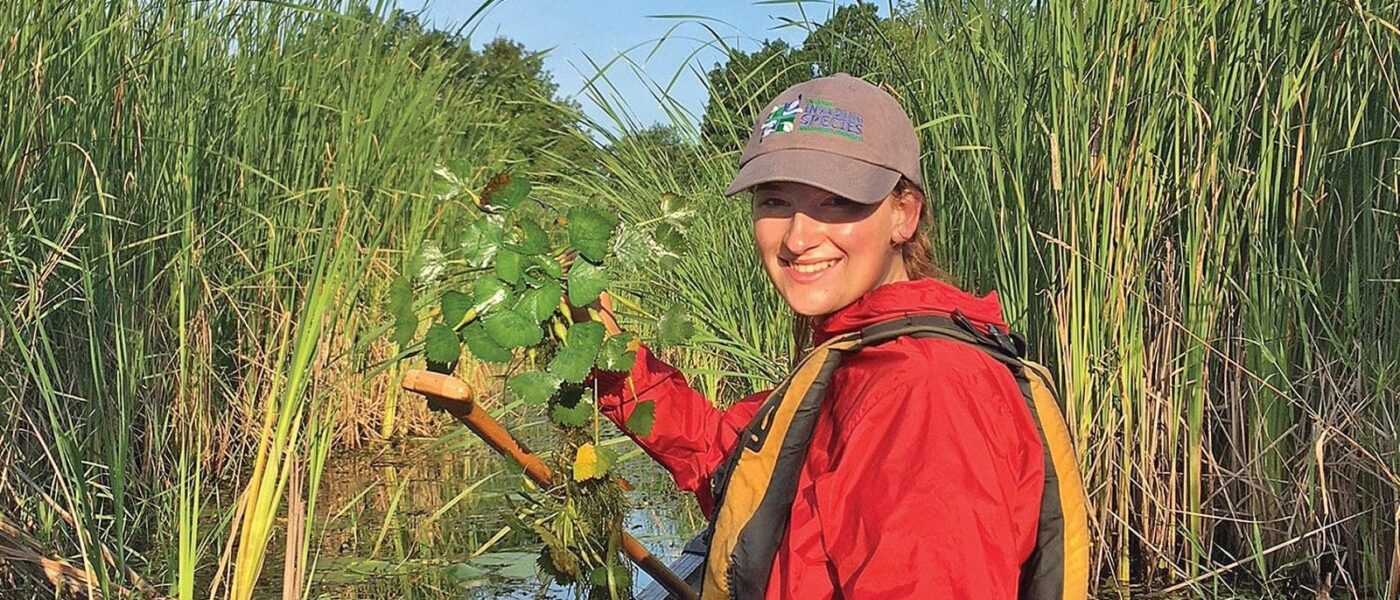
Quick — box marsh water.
[253,413,704,599]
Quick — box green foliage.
[532,253,564,279]
[463,323,513,363]
[656,302,696,347]
[473,277,510,312]
[567,207,619,263]
[625,401,656,438]
[482,309,544,349]
[566,258,610,307]
[510,218,551,255]
[461,218,504,268]
[0,1,622,597]
[440,290,472,327]
[483,173,532,211]
[548,322,607,383]
[550,393,593,428]
[423,324,462,367]
[408,240,448,283]
[392,170,658,598]
[653,222,689,270]
[587,564,631,589]
[517,281,563,323]
[507,371,562,406]
[495,248,524,284]
[597,333,639,372]
[388,276,418,346]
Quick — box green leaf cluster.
[398,171,655,415]
[395,170,663,598]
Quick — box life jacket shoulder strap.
[852,310,1027,365]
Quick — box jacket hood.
[812,278,1008,344]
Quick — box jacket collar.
[812,278,1008,345]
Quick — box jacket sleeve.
[592,344,767,517]
[810,339,1045,599]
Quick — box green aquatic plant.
[393,167,693,598]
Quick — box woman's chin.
[781,289,843,318]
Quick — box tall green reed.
[1,0,558,595]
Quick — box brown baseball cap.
[723,73,922,204]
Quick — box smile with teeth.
[788,258,841,274]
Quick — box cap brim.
[723,148,902,204]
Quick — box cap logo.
[797,98,863,141]
[760,95,804,141]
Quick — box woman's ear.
[889,186,923,244]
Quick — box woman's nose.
[782,211,824,254]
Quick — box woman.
[588,75,1069,599]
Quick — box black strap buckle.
[952,310,1024,359]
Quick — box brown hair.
[892,178,953,283]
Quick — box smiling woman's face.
[751,181,920,317]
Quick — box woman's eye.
[824,197,860,209]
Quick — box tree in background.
[698,38,811,148]
[698,2,907,148]
[380,9,594,176]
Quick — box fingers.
[565,291,622,336]
[594,292,622,336]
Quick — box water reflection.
[259,415,703,599]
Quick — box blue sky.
[398,0,868,131]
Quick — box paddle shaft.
[402,370,699,600]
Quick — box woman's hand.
[562,250,622,335]
[569,291,622,336]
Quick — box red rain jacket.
[594,279,1045,599]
